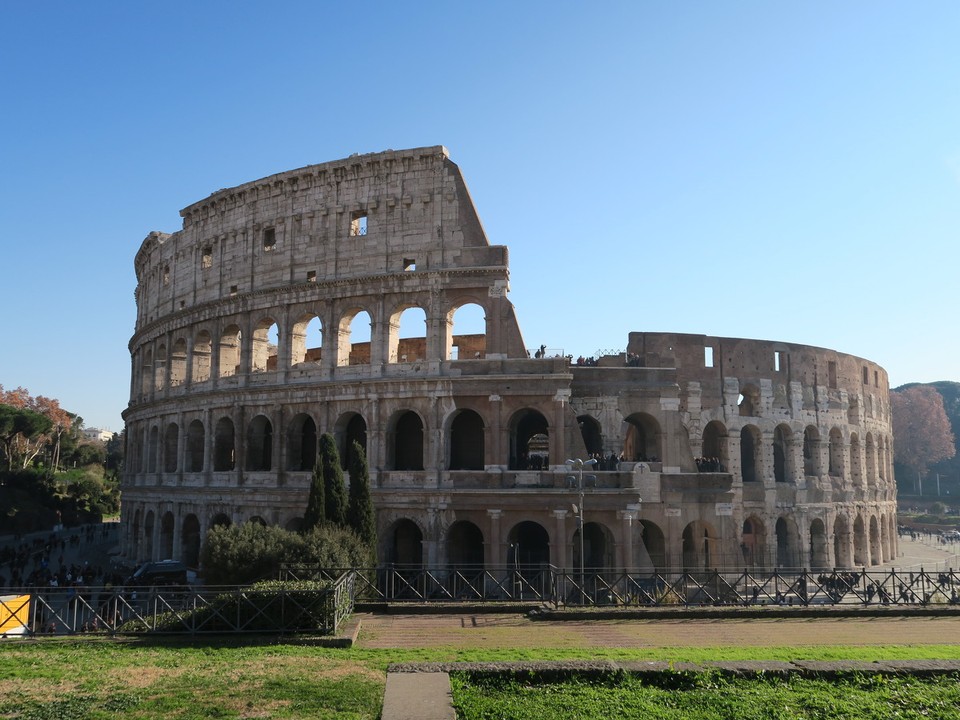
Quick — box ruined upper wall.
[133,146,507,326]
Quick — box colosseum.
[121,145,897,579]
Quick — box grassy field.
[3,640,960,719]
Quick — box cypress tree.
[303,455,325,531]
[319,433,347,527]
[347,440,377,548]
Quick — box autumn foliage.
[0,385,74,471]
[891,385,956,476]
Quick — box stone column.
[486,509,503,567]
[552,509,569,570]
[489,395,502,468]
[618,510,636,570]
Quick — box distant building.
[121,146,897,573]
[82,428,113,443]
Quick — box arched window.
[163,423,179,473]
[291,314,323,365]
[449,410,485,470]
[449,302,486,360]
[391,411,424,471]
[391,306,427,363]
[218,325,242,378]
[192,331,212,383]
[213,417,235,471]
[577,415,603,456]
[338,310,371,366]
[154,344,167,391]
[623,413,661,462]
[186,420,205,473]
[509,409,549,470]
[803,426,821,476]
[740,426,760,483]
[286,414,317,471]
[252,318,279,372]
[170,338,187,387]
[246,415,273,471]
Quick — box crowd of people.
[0,524,122,593]
[695,457,725,472]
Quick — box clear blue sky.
[1,1,958,432]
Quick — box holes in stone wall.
[201,246,213,270]
[349,212,367,236]
[263,227,276,251]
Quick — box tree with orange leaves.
[891,385,956,477]
[0,385,73,471]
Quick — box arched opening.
[186,420,205,473]
[291,314,323,365]
[245,415,273,471]
[285,517,304,533]
[773,424,791,483]
[143,510,155,560]
[828,427,844,477]
[210,513,231,529]
[338,310,372,366]
[251,318,279,372]
[509,409,549,470]
[623,413,660,462]
[449,409,485,470]
[154,344,167,391]
[391,411,424,471]
[833,515,852,568]
[388,519,423,566]
[192,331,212,383]
[392,306,427,363]
[163,423,179,473]
[213,417,235,471]
[574,521,614,571]
[809,519,828,570]
[740,426,760,483]
[738,385,759,417]
[775,516,800,568]
[131,509,142,561]
[803,426,821,476]
[147,426,159,473]
[218,325,242,378]
[446,521,484,568]
[577,415,603,457]
[337,413,367,471]
[450,302,486,360]
[701,421,727,471]
[170,338,187,387]
[869,515,882,566]
[507,521,550,568]
[286,414,317,471]
[248,516,267,526]
[853,515,867,566]
[182,514,201,567]
[682,520,717,572]
[140,348,153,396]
[638,521,666,573]
[741,516,766,568]
[160,510,174,560]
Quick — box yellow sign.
[0,595,30,636]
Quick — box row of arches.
[134,301,488,396]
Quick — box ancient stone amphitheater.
[121,146,897,574]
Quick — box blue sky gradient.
[1,1,957,431]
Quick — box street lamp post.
[566,457,598,588]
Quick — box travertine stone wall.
[121,147,897,576]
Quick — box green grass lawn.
[2,640,960,719]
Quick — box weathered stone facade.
[121,146,897,573]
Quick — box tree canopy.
[891,385,956,477]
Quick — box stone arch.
[849,432,862,485]
[210,512,231,529]
[154,344,167,391]
[218,324,242,378]
[245,414,273,471]
[248,515,267,526]
[335,412,367,471]
[773,424,793,483]
[623,412,660,462]
[828,427,844,477]
[337,308,372,367]
[251,317,279,372]
[170,338,187,387]
[853,514,868,566]
[391,305,427,363]
[141,347,153,395]
[291,313,323,365]
[833,514,852,568]
[446,520,484,567]
[186,420,204,473]
[701,421,728,470]
[181,514,201,567]
[389,410,424,471]
[449,302,486,360]
[741,515,767,568]
[213,417,235,471]
[574,521,615,572]
[508,408,549,470]
[385,518,423,566]
[682,520,719,571]
[507,520,550,568]
[160,510,176,560]
[740,425,761,483]
[147,426,159,473]
[285,517,304,533]
[449,409,485,470]
[775,516,800,568]
[809,518,828,570]
[163,422,179,473]
[143,510,155,560]
[577,415,603,456]
[192,330,212,383]
[638,520,666,573]
[803,425,821,476]
[869,515,882,566]
[286,413,317,471]
[738,384,760,417]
